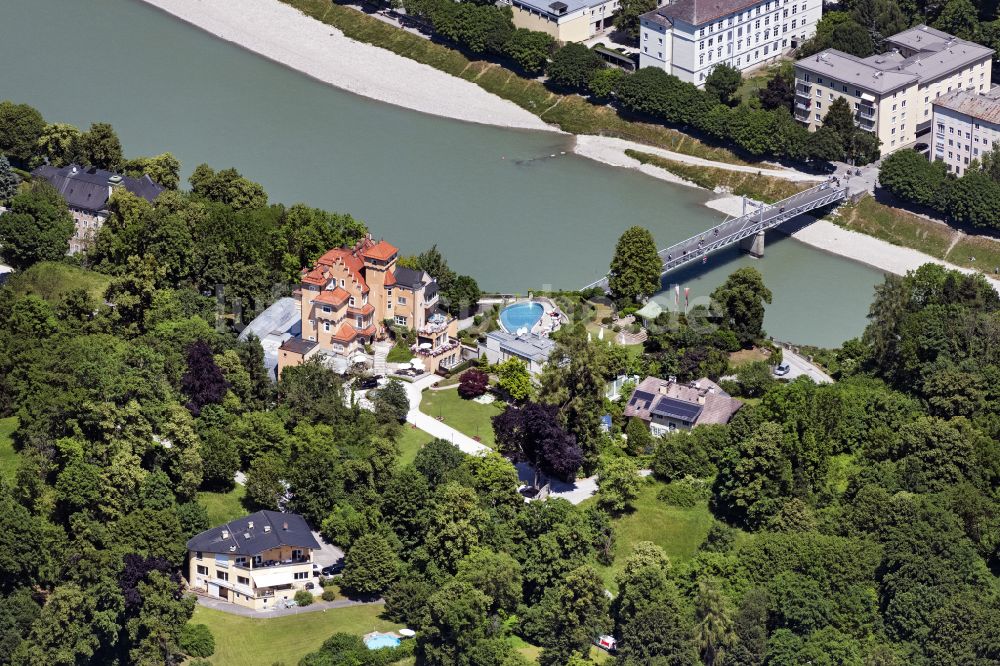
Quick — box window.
[699,54,704,65]
[394,315,408,326]
[398,296,407,305]
[235,556,248,567]
[293,572,309,580]
[699,41,704,50]
[196,552,203,560]
[340,279,345,287]
[950,127,954,134]
[237,576,250,585]
[829,93,833,100]
[817,77,823,84]
[216,571,229,582]
[816,101,822,109]
[323,321,330,332]
[348,296,355,307]
[197,565,208,575]
[321,305,331,313]
[815,113,821,121]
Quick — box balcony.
[414,338,460,358]
[857,108,875,120]
[232,556,311,572]
[795,83,812,95]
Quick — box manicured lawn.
[419,387,503,448]
[10,261,112,303]
[728,347,772,368]
[0,417,19,482]
[584,479,717,591]
[396,424,434,468]
[386,340,414,363]
[198,485,248,526]
[192,603,401,666]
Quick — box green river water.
[1,0,886,346]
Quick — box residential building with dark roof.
[624,375,742,435]
[639,0,821,86]
[793,25,993,155]
[31,164,165,254]
[278,234,458,377]
[187,510,321,610]
[502,0,620,43]
[932,86,1000,174]
[482,330,556,375]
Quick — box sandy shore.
[138,0,555,132]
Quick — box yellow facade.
[188,546,316,611]
[509,6,591,42]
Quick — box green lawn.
[386,340,414,363]
[0,417,19,482]
[192,603,401,666]
[198,485,248,526]
[10,261,112,303]
[396,425,434,468]
[419,387,503,449]
[584,479,717,591]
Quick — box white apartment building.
[931,87,1000,175]
[793,25,994,156]
[638,0,821,86]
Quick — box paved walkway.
[777,347,834,384]
[196,593,381,617]
[403,376,491,456]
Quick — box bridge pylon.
[739,230,765,258]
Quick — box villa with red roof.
[277,234,459,376]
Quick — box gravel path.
[138,0,555,131]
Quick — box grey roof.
[393,266,427,289]
[933,87,1000,125]
[624,376,742,426]
[424,280,439,300]
[486,330,556,364]
[239,297,301,342]
[187,510,320,556]
[31,164,165,213]
[644,0,760,28]
[511,0,601,18]
[795,25,994,95]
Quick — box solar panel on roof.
[650,397,703,422]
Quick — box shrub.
[657,476,710,508]
[294,589,314,606]
[321,587,337,602]
[458,368,489,399]
[180,623,215,658]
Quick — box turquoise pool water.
[500,301,544,332]
[365,634,401,650]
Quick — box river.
[1,0,884,346]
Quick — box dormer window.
[349,297,356,307]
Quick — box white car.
[774,362,791,376]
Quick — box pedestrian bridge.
[584,179,849,292]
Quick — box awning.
[635,301,663,320]
[860,93,876,103]
[252,569,298,589]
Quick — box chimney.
[108,174,123,187]
[248,521,254,530]
[264,525,271,533]
[698,395,706,405]
[222,529,230,539]
[283,521,288,531]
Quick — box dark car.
[305,582,315,590]
[356,375,382,390]
[321,559,346,576]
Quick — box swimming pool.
[499,301,544,333]
[365,633,401,650]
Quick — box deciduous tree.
[547,43,604,90]
[0,182,74,270]
[341,532,400,597]
[609,225,662,302]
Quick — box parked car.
[312,563,321,577]
[305,582,315,590]
[594,635,617,653]
[356,375,382,390]
[321,559,346,576]
[774,362,791,376]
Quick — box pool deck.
[498,297,566,336]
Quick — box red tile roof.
[362,240,398,261]
[314,288,350,306]
[348,303,375,316]
[331,322,359,343]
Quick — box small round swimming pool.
[365,633,401,650]
[500,301,544,333]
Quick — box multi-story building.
[186,511,320,610]
[505,0,619,43]
[623,376,743,435]
[278,234,460,376]
[638,0,821,86]
[793,25,994,156]
[931,87,1000,175]
[31,163,164,254]
[482,330,555,375]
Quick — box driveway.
[311,531,344,568]
[403,375,491,456]
[778,347,834,384]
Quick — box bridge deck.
[585,179,848,291]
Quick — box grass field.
[10,261,112,303]
[279,0,750,165]
[198,485,248,526]
[945,234,1000,273]
[396,424,434,467]
[625,150,809,203]
[192,603,400,666]
[585,479,716,591]
[419,387,502,448]
[834,195,955,260]
[0,417,19,483]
